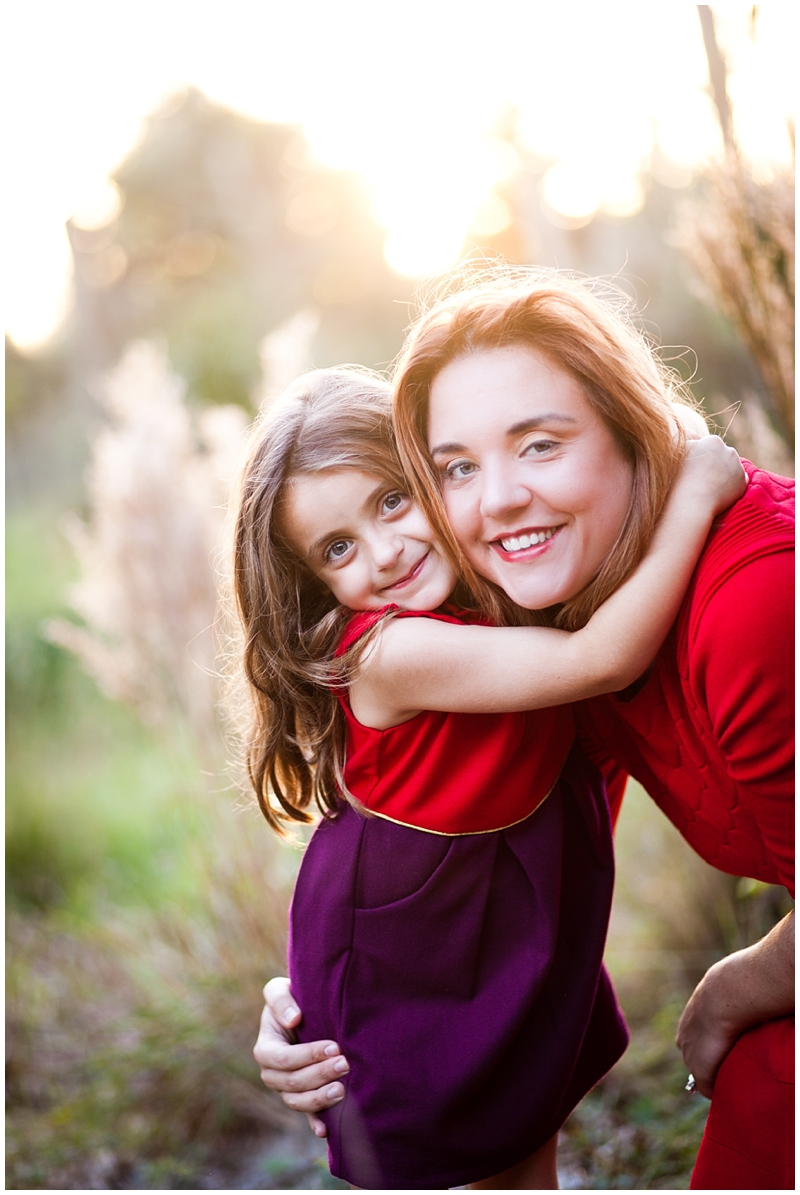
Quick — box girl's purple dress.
[289,610,628,1189]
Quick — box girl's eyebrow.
[430,413,577,456]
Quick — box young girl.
[233,367,744,1191]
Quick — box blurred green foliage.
[6,508,207,915]
[6,506,299,1188]
[68,88,411,409]
[559,1007,710,1190]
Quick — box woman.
[253,272,794,1190]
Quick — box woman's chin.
[481,562,576,611]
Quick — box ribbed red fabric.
[578,463,795,1189]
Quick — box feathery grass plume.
[674,158,794,464]
[47,341,247,755]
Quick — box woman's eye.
[442,460,477,482]
[325,539,352,562]
[381,491,407,514]
[524,438,558,456]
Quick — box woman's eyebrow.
[507,414,578,435]
[430,413,578,456]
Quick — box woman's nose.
[479,463,532,520]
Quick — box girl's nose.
[369,531,403,570]
[479,462,532,520]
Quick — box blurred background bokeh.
[6,3,794,1189]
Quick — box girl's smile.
[428,344,635,610]
[281,469,457,612]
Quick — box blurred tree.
[460,110,766,419]
[5,337,67,428]
[673,6,794,465]
[68,88,411,408]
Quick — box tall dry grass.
[8,341,312,1187]
[675,159,794,473]
[46,341,248,756]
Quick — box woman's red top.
[577,461,794,897]
[578,462,794,1188]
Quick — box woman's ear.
[672,404,710,442]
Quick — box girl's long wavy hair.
[232,368,407,831]
[393,268,696,631]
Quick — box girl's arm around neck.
[351,437,746,730]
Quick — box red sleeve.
[575,726,629,831]
[690,549,794,895]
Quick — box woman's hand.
[253,978,349,1138]
[676,910,794,1097]
[675,435,746,520]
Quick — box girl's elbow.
[599,655,640,695]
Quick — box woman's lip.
[381,551,428,591]
[491,525,564,558]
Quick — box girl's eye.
[325,539,352,562]
[381,491,407,515]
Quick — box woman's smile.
[428,344,635,610]
[495,525,563,556]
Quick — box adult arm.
[678,543,794,1093]
[676,910,794,1097]
[253,978,348,1136]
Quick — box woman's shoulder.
[695,461,793,588]
[680,460,794,638]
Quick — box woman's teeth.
[500,528,556,552]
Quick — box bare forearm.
[676,910,794,1096]
[570,437,745,691]
[571,505,715,690]
[695,910,794,1030]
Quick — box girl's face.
[428,344,635,610]
[282,469,457,612]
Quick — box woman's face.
[427,344,635,610]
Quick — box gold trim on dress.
[345,767,562,837]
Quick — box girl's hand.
[672,403,710,441]
[675,436,746,519]
[253,978,349,1138]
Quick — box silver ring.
[685,1073,697,1093]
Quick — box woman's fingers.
[263,976,302,1029]
[259,1065,347,1113]
[307,1113,329,1139]
[254,1020,349,1083]
[254,978,349,1116]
